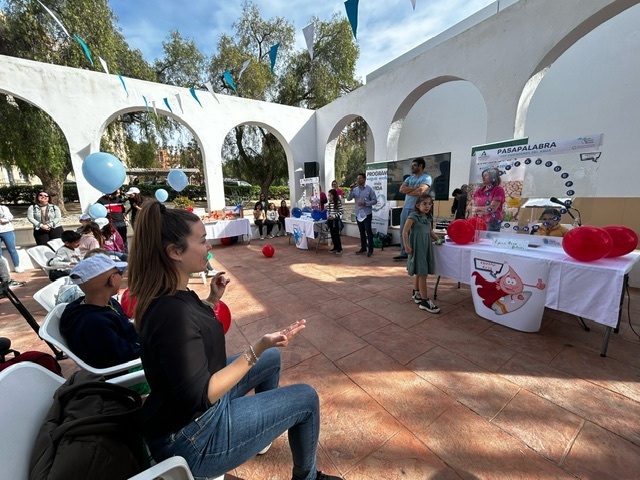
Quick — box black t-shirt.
[97,194,126,223]
[139,290,226,438]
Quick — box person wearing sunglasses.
[26,191,64,245]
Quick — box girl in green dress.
[401,193,441,313]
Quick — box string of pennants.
[36,0,419,114]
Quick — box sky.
[108,0,496,82]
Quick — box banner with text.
[366,166,389,235]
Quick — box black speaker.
[390,207,402,227]
[304,161,319,178]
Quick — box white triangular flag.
[37,0,70,38]
[204,81,220,103]
[175,93,184,114]
[410,0,416,10]
[238,59,250,79]
[302,24,314,60]
[98,56,110,76]
[151,100,158,116]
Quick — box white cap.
[79,213,91,221]
[95,217,109,228]
[125,187,140,195]
[69,254,127,285]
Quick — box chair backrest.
[39,304,143,381]
[0,362,65,479]
[33,277,69,312]
[47,238,64,251]
[27,245,55,272]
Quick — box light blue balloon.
[155,188,169,202]
[88,203,108,219]
[82,152,126,194]
[167,169,188,192]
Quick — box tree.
[210,2,361,197]
[0,0,155,211]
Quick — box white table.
[204,218,252,243]
[433,240,640,355]
[285,217,328,252]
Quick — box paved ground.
[2,234,640,479]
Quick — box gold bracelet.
[249,345,260,363]
[243,350,256,367]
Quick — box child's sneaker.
[419,299,440,313]
[412,290,422,304]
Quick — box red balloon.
[562,226,613,262]
[214,300,231,334]
[220,237,233,246]
[262,244,275,257]
[466,217,487,231]
[602,225,639,258]
[120,288,136,318]
[447,219,476,245]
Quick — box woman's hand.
[405,246,413,254]
[207,271,230,304]
[256,320,306,353]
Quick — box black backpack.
[29,370,146,480]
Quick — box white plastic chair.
[47,238,64,251]
[39,303,145,388]
[26,245,57,274]
[32,276,68,312]
[0,362,195,480]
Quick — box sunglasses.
[38,194,49,198]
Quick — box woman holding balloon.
[27,191,64,245]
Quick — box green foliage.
[0,183,79,204]
[155,30,207,88]
[172,195,194,209]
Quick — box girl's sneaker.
[412,290,422,304]
[419,299,440,313]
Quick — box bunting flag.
[238,59,250,79]
[190,87,203,107]
[73,34,94,66]
[117,73,129,96]
[302,24,315,60]
[223,71,237,93]
[204,81,220,103]
[269,43,280,73]
[151,100,158,116]
[175,93,184,114]
[142,95,150,112]
[37,0,70,38]
[98,56,109,76]
[163,97,173,114]
[344,0,359,40]
[410,0,416,10]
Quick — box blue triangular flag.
[344,0,359,40]
[269,43,280,73]
[190,87,203,107]
[223,71,237,93]
[163,97,173,114]
[117,74,128,96]
[142,95,150,112]
[73,34,94,66]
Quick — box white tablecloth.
[285,217,317,238]
[434,241,640,328]
[204,218,251,240]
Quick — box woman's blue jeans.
[0,231,20,269]
[146,348,320,480]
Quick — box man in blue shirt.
[394,157,432,260]
[347,173,378,257]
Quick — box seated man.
[59,254,139,369]
[534,208,569,237]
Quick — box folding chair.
[26,245,56,275]
[33,277,68,312]
[47,238,64,251]
[0,362,195,480]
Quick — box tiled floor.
[2,235,640,479]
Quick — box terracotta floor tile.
[562,421,640,480]
[317,297,364,319]
[422,404,574,479]
[334,308,390,337]
[408,346,520,420]
[346,428,460,479]
[336,346,455,436]
[362,323,437,365]
[480,322,568,364]
[498,353,640,446]
[492,389,583,464]
[297,313,369,361]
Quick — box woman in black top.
[128,202,341,480]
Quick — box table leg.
[599,273,628,357]
[434,276,441,299]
